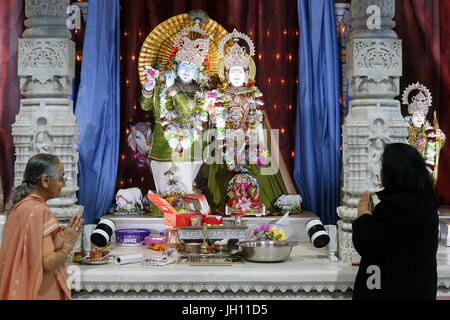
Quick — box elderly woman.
[353,143,439,300]
[0,154,83,300]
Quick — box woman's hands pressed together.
[61,214,84,252]
[357,190,374,218]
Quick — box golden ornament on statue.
[138,10,229,88]
[433,111,441,186]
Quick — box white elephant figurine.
[115,187,143,211]
[274,194,303,211]
[127,122,152,169]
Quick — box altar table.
[71,242,450,300]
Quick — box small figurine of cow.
[274,194,303,211]
[115,187,143,211]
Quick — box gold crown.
[402,82,432,115]
[174,23,210,68]
[218,29,255,70]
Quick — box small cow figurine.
[274,194,303,211]
[115,187,143,211]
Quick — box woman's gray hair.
[6,154,60,213]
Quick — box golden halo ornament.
[138,10,229,88]
[217,28,257,83]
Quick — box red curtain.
[395,0,450,204]
[117,0,299,194]
[0,1,24,202]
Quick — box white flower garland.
[159,87,208,153]
[212,86,267,170]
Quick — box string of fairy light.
[117,24,301,187]
[76,6,356,188]
[71,3,351,193]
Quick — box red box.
[183,194,211,215]
[202,215,223,225]
[163,212,198,227]
[148,193,198,227]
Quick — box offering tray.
[80,251,111,265]
[178,223,248,241]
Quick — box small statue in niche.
[32,129,52,154]
[368,138,385,188]
[402,82,446,184]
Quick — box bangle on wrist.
[60,247,69,260]
[168,86,178,97]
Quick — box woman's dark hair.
[6,154,60,213]
[381,143,439,208]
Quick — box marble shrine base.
[2,212,449,299]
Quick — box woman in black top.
[352,143,439,300]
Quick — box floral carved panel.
[348,39,402,80]
[18,39,74,96]
[25,0,69,18]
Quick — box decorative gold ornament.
[138,11,229,88]
[433,111,441,186]
[217,29,257,83]
[402,82,433,115]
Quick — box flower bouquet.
[240,215,299,263]
[250,224,286,241]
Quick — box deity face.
[177,61,198,83]
[227,66,248,87]
[411,111,426,128]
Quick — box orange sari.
[0,194,71,300]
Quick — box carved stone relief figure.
[367,118,390,191]
[33,129,52,154]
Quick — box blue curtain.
[75,0,120,224]
[294,0,341,225]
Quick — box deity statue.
[205,29,291,214]
[402,82,446,184]
[138,14,217,199]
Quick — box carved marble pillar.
[12,0,83,222]
[337,0,407,263]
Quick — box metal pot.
[239,240,299,262]
[184,242,202,254]
[165,228,183,251]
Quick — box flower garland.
[213,84,268,171]
[405,117,437,170]
[159,89,208,153]
[159,58,210,153]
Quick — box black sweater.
[352,189,439,300]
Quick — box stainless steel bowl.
[184,242,202,254]
[239,241,299,262]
